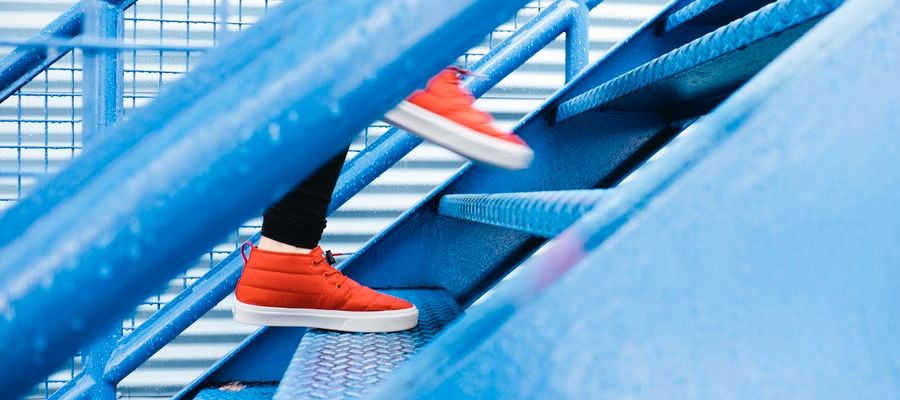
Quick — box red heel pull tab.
[240,241,253,264]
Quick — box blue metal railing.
[0,0,598,397]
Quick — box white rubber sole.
[384,101,534,170]
[233,301,419,333]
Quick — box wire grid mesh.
[0,0,554,397]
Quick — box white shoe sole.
[384,101,534,170]
[233,301,419,333]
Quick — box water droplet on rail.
[268,123,281,143]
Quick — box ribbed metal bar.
[439,190,606,237]
[556,0,843,121]
[0,0,528,397]
[663,0,775,32]
[664,0,727,30]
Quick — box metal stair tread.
[439,189,607,237]
[663,0,775,32]
[273,289,462,400]
[556,0,842,121]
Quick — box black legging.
[261,146,350,249]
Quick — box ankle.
[258,236,314,255]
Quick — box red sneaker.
[232,243,418,332]
[384,67,534,170]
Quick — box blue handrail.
[0,0,530,397]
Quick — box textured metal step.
[556,0,842,121]
[273,289,461,400]
[194,383,278,400]
[439,190,606,237]
[663,0,775,32]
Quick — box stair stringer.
[377,0,900,396]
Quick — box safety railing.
[0,0,599,398]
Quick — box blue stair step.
[193,383,278,399]
[556,0,841,121]
[663,0,775,33]
[273,289,461,399]
[438,190,606,237]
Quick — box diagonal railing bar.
[47,1,592,397]
[0,0,529,397]
[0,0,138,103]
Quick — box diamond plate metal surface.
[194,383,278,399]
[274,289,461,399]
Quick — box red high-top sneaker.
[384,67,533,170]
[233,243,418,333]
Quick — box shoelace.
[240,240,351,288]
[314,250,350,288]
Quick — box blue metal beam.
[0,0,528,397]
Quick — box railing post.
[82,0,124,144]
[80,0,123,398]
[564,0,590,81]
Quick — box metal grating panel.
[274,289,461,400]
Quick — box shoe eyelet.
[336,284,342,289]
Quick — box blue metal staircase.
[184,0,848,397]
[2,0,899,398]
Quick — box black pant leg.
[261,146,350,249]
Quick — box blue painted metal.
[664,0,775,32]
[194,383,278,399]
[336,0,701,308]
[78,1,124,397]
[333,0,593,210]
[563,0,590,81]
[439,190,606,237]
[373,0,900,396]
[275,290,461,400]
[44,2,595,396]
[175,1,605,392]
[557,0,842,121]
[0,38,210,52]
[41,2,595,396]
[0,0,529,397]
[82,0,123,147]
[0,0,138,103]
